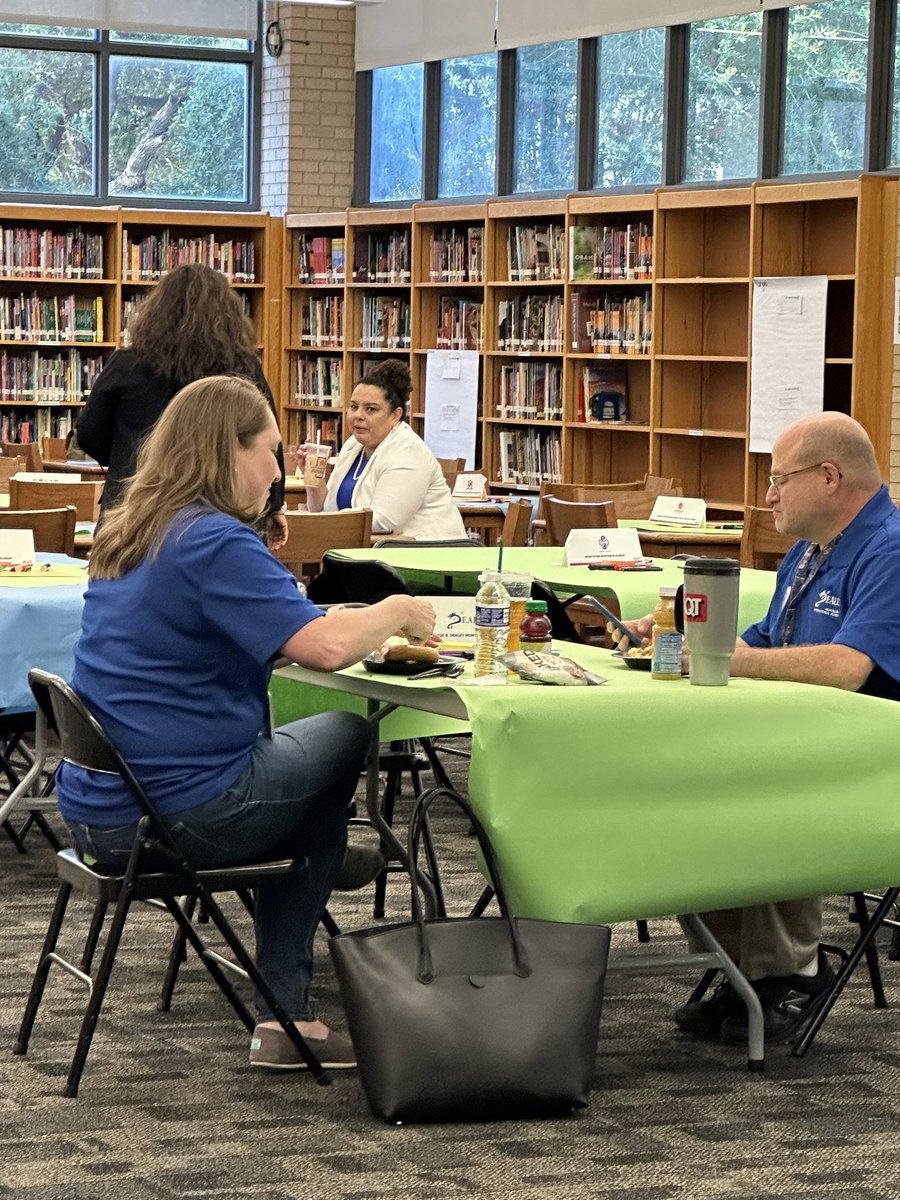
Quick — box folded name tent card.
[649,496,708,528]
[564,527,642,566]
[11,472,73,484]
[0,528,35,567]
[429,595,476,645]
[451,472,488,500]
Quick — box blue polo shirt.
[56,506,324,827]
[741,485,900,701]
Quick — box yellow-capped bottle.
[650,585,682,681]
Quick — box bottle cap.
[478,570,501,583]
[525,600,548,612]
[659,586,678,598]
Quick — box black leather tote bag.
[329,786,610,1123]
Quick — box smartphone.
[583,596,643,647]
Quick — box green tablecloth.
[332,546,776,631]
[272,645,900,925]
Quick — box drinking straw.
[497,536,504,573]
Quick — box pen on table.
[439,650,474,659]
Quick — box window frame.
[354,0,900,207]
[0,20,261,210]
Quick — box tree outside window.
[514,40,577,194]
[596,28,665,189]
[439,53,497,198]
[685,12,762,183]
[370,62,423,203]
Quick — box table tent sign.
[564,527,642,567]
[0,528,35,568]
[649,496,708,528]
[452,473,489,501]
[429,595,476,646]
[10,473,74,484]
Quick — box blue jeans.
[67,711,369,1022]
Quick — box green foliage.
[686,13,762,182]
[597,28,665,188]
[439,54,497,198]
[514,41,577,193]
[370,63,423,202]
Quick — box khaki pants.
[681,899,821,982]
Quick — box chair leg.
[686,968,719,1006]
[14,881,74,1056]
[469,886,495,918]
[80,900,109,974]
[373,769,401,920]
[851,892,888,1009]
[157,894,197,1013]
[792,886,900,1058]
[160,896,256,1032]
[636,920,651,944]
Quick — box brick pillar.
[260,2,356,215]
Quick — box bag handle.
[405,785,531,984]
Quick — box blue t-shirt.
[741,485,900,701]
[56,506,324,827]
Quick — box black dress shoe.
[334,843,386,891]
[675,977,744,1038]
[720,953,836,1045]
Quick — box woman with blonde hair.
[76,262,288,548]
[58,375,438,1072]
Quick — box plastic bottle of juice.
[474,571,510,677]
[650,585,682,680]
[520,600,552,654]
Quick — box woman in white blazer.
[304,359,467,541]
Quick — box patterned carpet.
[2,744,900,1200]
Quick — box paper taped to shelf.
[650,496,707,527]
[564,527,642,566]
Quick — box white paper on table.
[749,276,827,454]
[423,349,479,469]
[650,496,707,527]
[0,528,35,564]
[564,527,642,566]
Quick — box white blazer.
[324,421,467,541]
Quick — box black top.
[75,348,286,515]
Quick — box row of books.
[299,296,344,347]
[0,294,104,343]
[496,362,563,421]
[0,349,104,404]
[0,225,105,280]
[496,428,562,486]
[497,295,565,353]
[352,231,411,284]
[296,235,346,284]
[285,411,342,450]
[570,292,652,354]
[293,356,343,407]
[429,227,484,283]
[120,291,249,344]
[507,223,565,282]
[576,365,629,423]
[569,223,654,281]
[360,295,411,349]
[435,298,482,351]
[0,406,75,443]
[121,230,257,283]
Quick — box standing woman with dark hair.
[76,262,288,549]
[304,357,466,541]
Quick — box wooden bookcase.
[0,204,119,444]
[273,174,894,505]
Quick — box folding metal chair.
[15,669,329,1097]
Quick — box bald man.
[612,413,900,1045]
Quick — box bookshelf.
[281,210,348,450]
[0,205,118,444]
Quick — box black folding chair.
[15,669,329,1097]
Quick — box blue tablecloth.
[0,554,87,713]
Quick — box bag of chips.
[501,650,606,686]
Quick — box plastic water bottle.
[474,570,510,678]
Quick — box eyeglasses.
[767,462,825,491]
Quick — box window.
[370,62,424,203]
[783,0,869,176]
[685,12,762,183]
[0,22,256,207]
[596,28,665,189]
[109,56,248,202]
[893,15,900,165]
[514,40,577,193]
[439,53,497,198]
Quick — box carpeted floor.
[2,744,900,1200]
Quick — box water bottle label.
[652,631,682,675]
[475,604,509,627]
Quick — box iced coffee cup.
[302,443,331,488]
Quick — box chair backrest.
[605,490,662,521]
[372,537,482,548]
[273,508,374,584]
[9,478,103,522]
[643,474,683,495]
[0,456,23,493]
[0,506,76,554]
[306,552,411,605]
[41,436,68,462]
[542,496,617,547]
[2,442,42,472]
[500,498,532,547]
[436,457,466,489]
[740,506,794,571]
